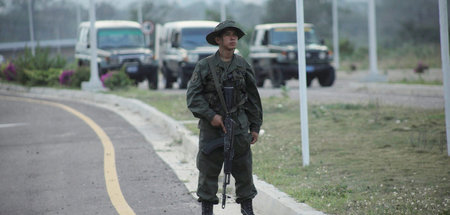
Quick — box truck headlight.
[319,51,327,60]
[140,54,153,64]
[287,52,296,60]
[109,56,119,65]
[184,54,199,63]
[277,52,288,62]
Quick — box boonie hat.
[206,20,246,45]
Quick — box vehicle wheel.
[255,70,265,87]
[318,68,335,87]
[147,70,158,90]
[162,66,173,89]
[270,69,285,88]
[307,75,313,87]
[177,68,188,89]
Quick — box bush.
[12,47,67,85]
[15,47,66,71]
[2,62,17,81]
[59,70,75,86]
[70,66,90,88]
[23,68,61,86]
[102,70,133,90]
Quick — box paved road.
[0,94,200,215]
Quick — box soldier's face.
[216,29,238,50]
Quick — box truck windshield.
[181,27,214,50]
[97,28,145,49]
[270,27,320,45]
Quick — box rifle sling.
[207,56,229,115]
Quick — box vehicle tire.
[318,68,335,87]
[307,75,313,87]
[147,70,158,90]
[270,69,285,88]
[177,67,188,89]
[162,66,173,89]
[256,75,265,87]
[255,70,265,87]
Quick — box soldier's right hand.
[211,114,226,133]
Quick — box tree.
[128,1,171,24]
[263,0,296,23]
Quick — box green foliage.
[23,68,61,86]
[0,61,8,80]
[69,66,90,88]
[15,47,66,71]
[13,47,67,84]
[103,70,133,90]
[338,38,355,57]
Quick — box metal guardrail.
[0,39,77,51]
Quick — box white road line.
[0,123,29,128]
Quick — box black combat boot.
[201,201,213,215]
[240,199,254,215]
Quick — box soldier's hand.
[211,114,226,133]
[250,131,259,144]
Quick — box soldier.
[186,20,263,215]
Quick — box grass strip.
[111,88,449,215]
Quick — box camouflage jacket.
[186,51,263,135]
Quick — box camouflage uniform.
[186,50,263,204]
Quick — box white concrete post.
[332,0,340,69]
[438,0,450,156]
[364,0,386,82]
[82,0,103,91]
[221,2,226,21]
[76,3,81,26]
[368,0,377,76]
[27,0,35,56]
[138,0,143,24]
[296,0,310,166]
[155,24,161,61]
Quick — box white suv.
[249,23,335,87]
[75,20,159,89]
[160,20,219,89]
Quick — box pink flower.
[3,62,16,81]
[100,72,115,87]
[59,70,75,86]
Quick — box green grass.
[390,77,443,86]
[110,88,449,215]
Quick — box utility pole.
[221,1,226,21]
[364,0,386,82]
[332,0,339,69]
[438,0,450,156]
[27,0,35,56]
[295,0,310,166]
[138,0,143,24]
[82,0,103,91]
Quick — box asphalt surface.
[0,94,200,215]
[142,69,445,110]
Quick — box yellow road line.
[0,95,135,215]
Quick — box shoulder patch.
[191,71,199,83]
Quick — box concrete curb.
[0,83,325,215]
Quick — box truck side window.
[171,31,180,48]
[262,30,269,45]
[250,31,257,46]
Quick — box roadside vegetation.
[112,88,449,215]
[0,47,133,90]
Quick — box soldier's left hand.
[250,131,258,144]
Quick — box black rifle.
[221,86,235,209]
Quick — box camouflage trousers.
[196,129,257,204]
